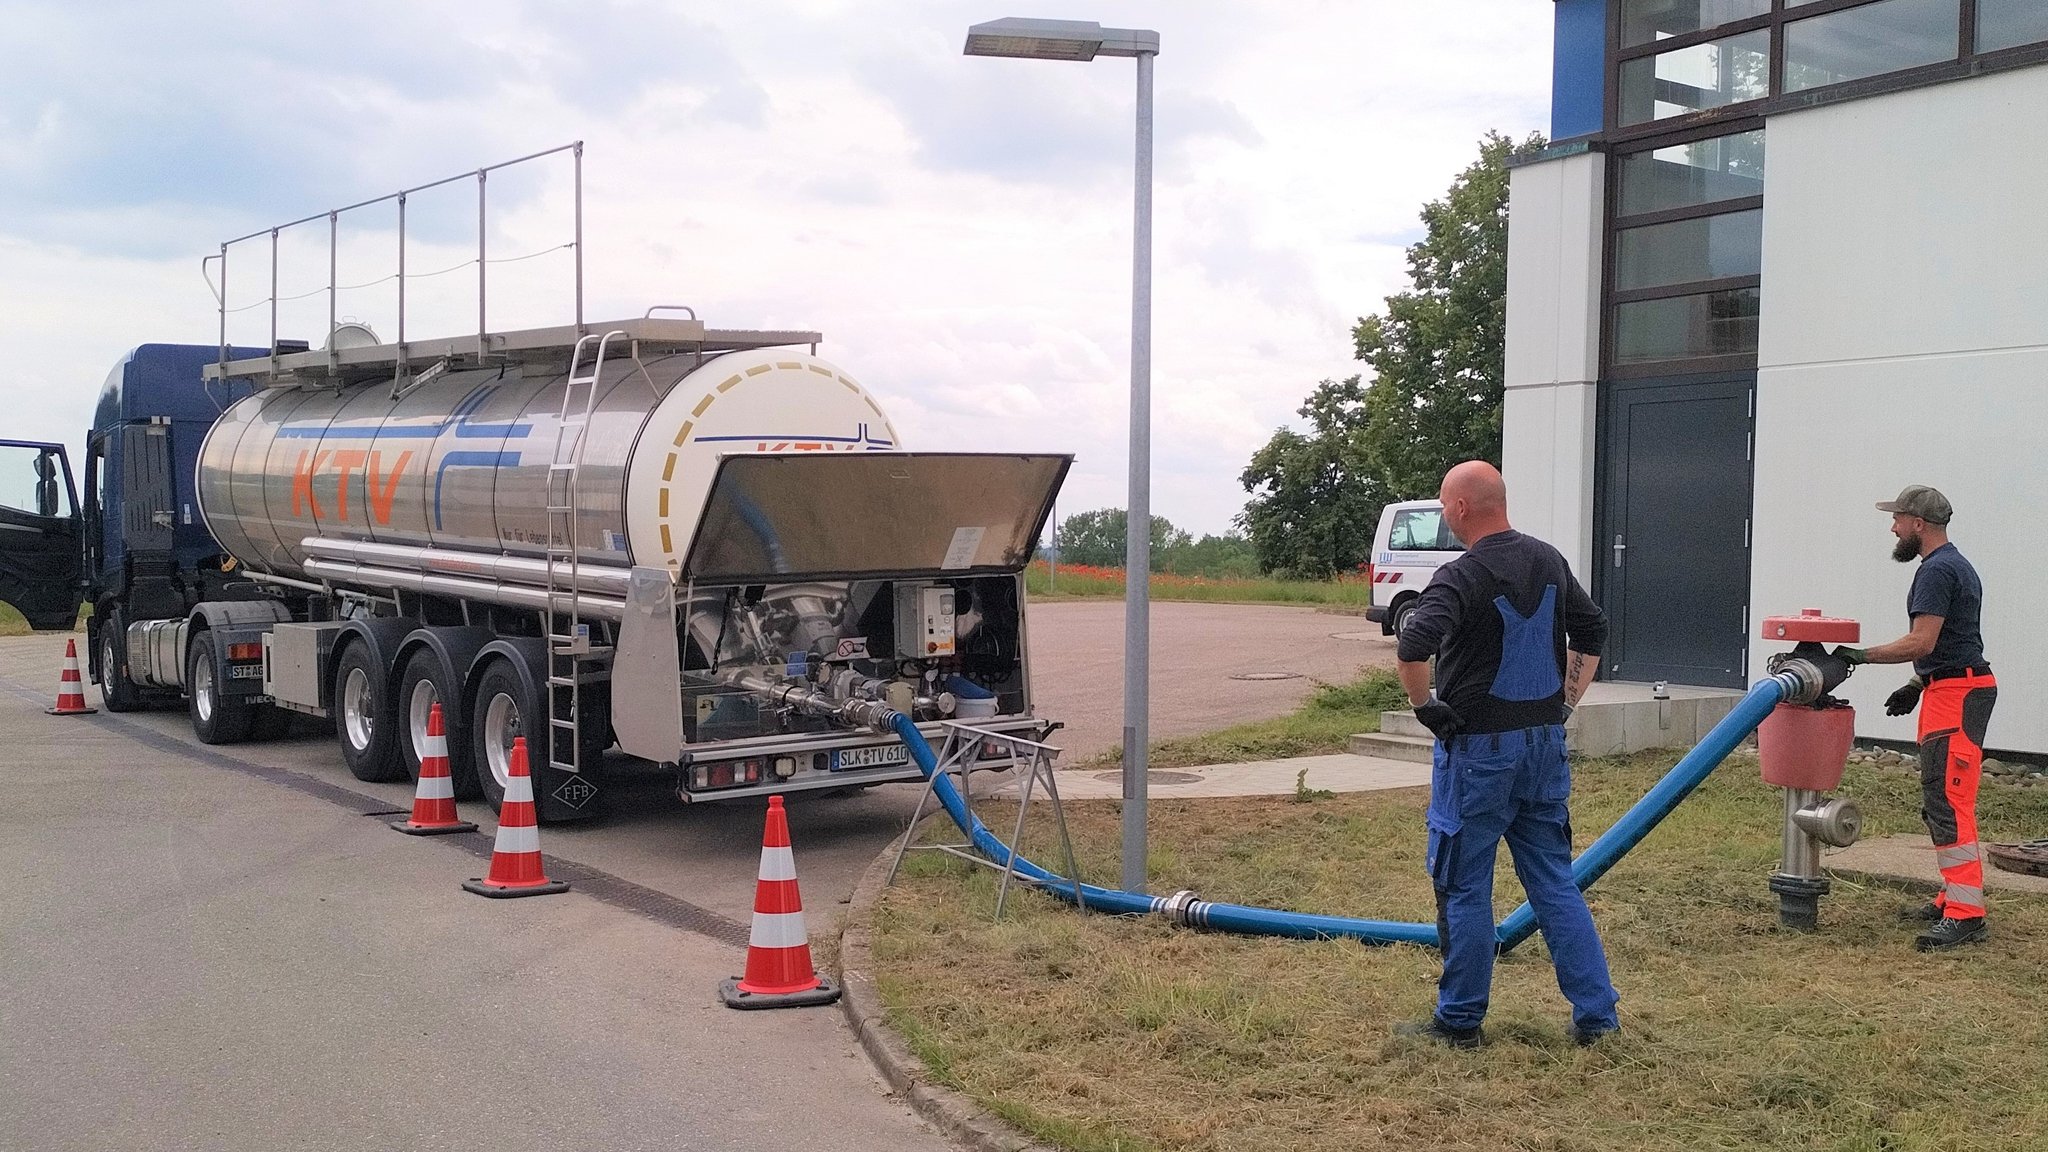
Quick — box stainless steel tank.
[195,348,902,580]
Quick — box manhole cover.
[1092,770,1205,786]
[1229,671,1303,681]
[1330,630,1380,641]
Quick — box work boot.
[1569,1024,1619,1047]
[1914,916,1987,952]
[1394,1017,1484,1049]
[1898,899,1943,923]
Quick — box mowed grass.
[1083,668,1410,769]
[1027,562,1377,609]
[872,752,2048,1152]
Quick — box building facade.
[1505,0,2048,753]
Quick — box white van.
[1364,499,1464,636]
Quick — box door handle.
[1612,535,1627,568]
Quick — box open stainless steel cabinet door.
[0,440,86,630]
[679,453,1071,584]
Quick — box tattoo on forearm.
[1565,652,1586,705]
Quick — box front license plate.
[227,664,265,680]
[832,744,911,772]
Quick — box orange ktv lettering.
[291,450,330,519]
[328,450,368,519]
[367,451,413,525]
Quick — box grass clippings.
[872,752,2048,1152]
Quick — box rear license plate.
[228,664,265,680]
[832,744,910,771]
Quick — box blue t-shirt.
[1908,542,1988,678]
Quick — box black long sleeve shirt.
[1395,529,1606,734]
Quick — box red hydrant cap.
[1760,610,1860,643]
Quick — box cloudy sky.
[0,0,1551,537]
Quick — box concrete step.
[1380,710,1429,739]
[1346,730,1435,763]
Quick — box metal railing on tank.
[200,141,586,383]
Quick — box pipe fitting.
[1793,796,1863,848]
[1159,889,1203,927]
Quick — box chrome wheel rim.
[407,679,439,761]
[342,666,374,751]
[193,654,214,723]
[483,691,521,792]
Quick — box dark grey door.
[1599,376,1753,688]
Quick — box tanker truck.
[8,317,1068,822]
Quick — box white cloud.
[0,0,1550,537]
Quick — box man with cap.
[1833,485,1995,951]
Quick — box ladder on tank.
[543,330,622,775]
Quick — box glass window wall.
[1620,29,1771,124]
[1616,129,1766,215]
[1615,210,1764,291]
[1620,0,1771,48]
[1613,289,1762,364]
[1783,0,1960,92]
[1977,0,2048,53]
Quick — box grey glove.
[1884,679,1924,717]
[1414,695,1464,743]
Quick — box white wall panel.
[1754,64,2048,753]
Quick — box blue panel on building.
[1551,0,1606,141]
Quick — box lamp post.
[965,17,1159,893]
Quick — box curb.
[837,830,1057,1152]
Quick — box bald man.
[1393,461,1618,1049]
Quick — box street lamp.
[965,17,1160,894]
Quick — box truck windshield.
[0,444,73,519]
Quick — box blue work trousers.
[1426,724,1619,1033]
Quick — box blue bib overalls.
[1423,587,1619,1034]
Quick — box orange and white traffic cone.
[462,736,567,898]
[45,638,97,716]
[392,702,477,836]
[720,795,840,1009]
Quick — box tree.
[1352,130,1546,496]
[1236,131,1543,575]
[1236,375,1387,577]
[1052,508,1190,570]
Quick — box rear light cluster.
[689,756,801,791]
[227,642,263,661]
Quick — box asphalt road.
[0,602,1394,1150]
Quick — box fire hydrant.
[1758,610,1865,931]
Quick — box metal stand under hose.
[886,721,1084,920]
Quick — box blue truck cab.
[0,344,262,708]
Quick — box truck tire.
[469,658,605,821]
[333,640,406,783]
[397,646,481,799]
[97,609,145,713]
[187,633,254,744]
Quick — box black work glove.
[1414,695,1464,743]
[1884,679,1924,717]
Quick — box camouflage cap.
[1875,484,1952,525]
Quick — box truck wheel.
[97,610,144,713]
[398,647,480,799]
[188,634,254,744]
[334,640,406,783]
[470,659,605,820]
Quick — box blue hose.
[890,671,1792,952]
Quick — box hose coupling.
[1159,889,1204,927]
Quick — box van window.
[1389,508,1455,552]
[0,445,72,519]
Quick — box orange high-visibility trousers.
[1918,672,1997,919]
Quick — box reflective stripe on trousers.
[1918,673,1997,919]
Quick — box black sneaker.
[1914,916,1987,952]
[1394,1017,1484,1049]
[1569,1024,1618,1047]
[1899,900,1943,923]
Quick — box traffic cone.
[392,703,477,836]
[720,796,841,1009]
[462,737,568,898]
[45,638,97,716]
